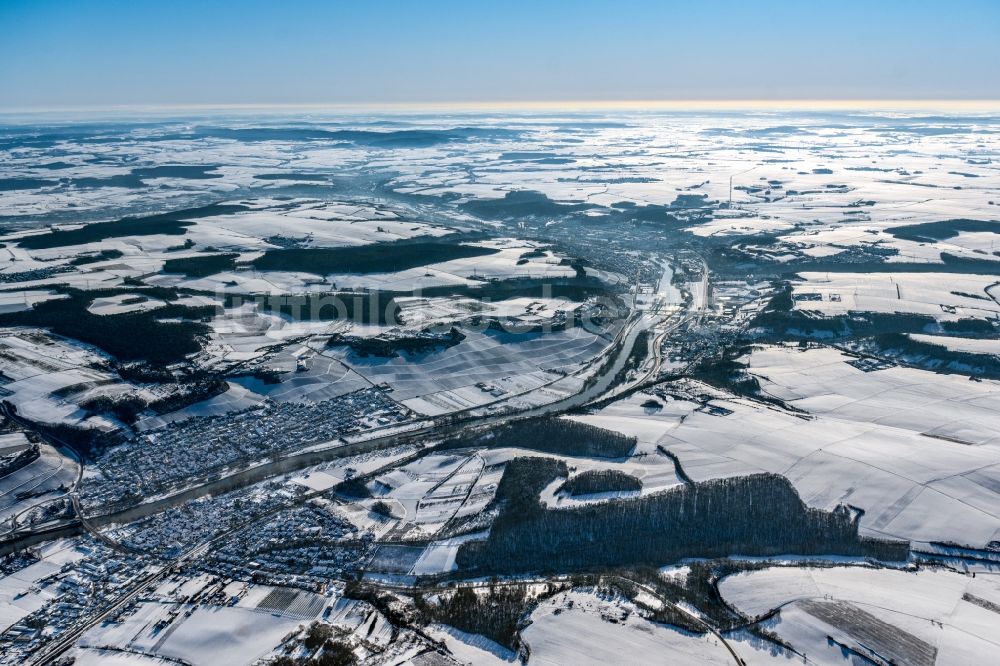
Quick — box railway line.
[6,258,710,663]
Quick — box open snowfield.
[547,347,1000,546]
[522,590,734,665]
[665,407,1000,545]
[0,539,85,633]
[330,325,612,411]
[77,581,325,666]
[87,293,166,316]
[0,560,60,633]
[908,333,1000,355]
[135,381,266,430]
[424,623,517,665]
[0,290,66,313]
[720,565,1000,665]
[0,442,78,528]
[791,271,1000,320]
[369,453,499,537]
[85,603,303,665]
[395,294,584,330]
[747,345,1000,447]
[0,198,453,260]
[150,240,579,295]
[3,109,1000,664]
[183,200,453,250]
[568,390,700,448]
[0,328,143,429]
[409,531,490,575]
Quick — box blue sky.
[1,0,999,109]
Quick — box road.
[607,574,746,666]
[594,256,709,401]
[25,437,440,665]
[12,258,708,662]
[363,573,746,666]
[4,261,679,550]
[26,511,257,666]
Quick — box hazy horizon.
[3,100,1000,124]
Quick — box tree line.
[559,470,642,496]
[441,418,637,459]
[457,458,909,574]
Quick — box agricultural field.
[522,590,734,665]
[720,566,1000,665]
[1,108,1000,664]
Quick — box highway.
[26,510,261,665]
[9,258,709,662]
[25,435,456,665]
[3,260,686,550]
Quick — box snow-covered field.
[366,452,499,540]
[0,442,78,528]
[0,540,85,633]
[331,325,614,414]
[3,109,1000,664]
[908,332,1000,355]
[567,346,1000,547]
[79,602,305,666]
[523,590,733,665]
[720,565,1000,665]
[74,580,326,665]
[748,345,1000,447]
[791,271,1000,320]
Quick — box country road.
[3,258,696,556]
[6,259,708,663]
[362,573,746,666]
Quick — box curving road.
[5,260,688,549]
[11,258,712,663]
[363,573,746,666]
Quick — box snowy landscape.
[0,105,998,666]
